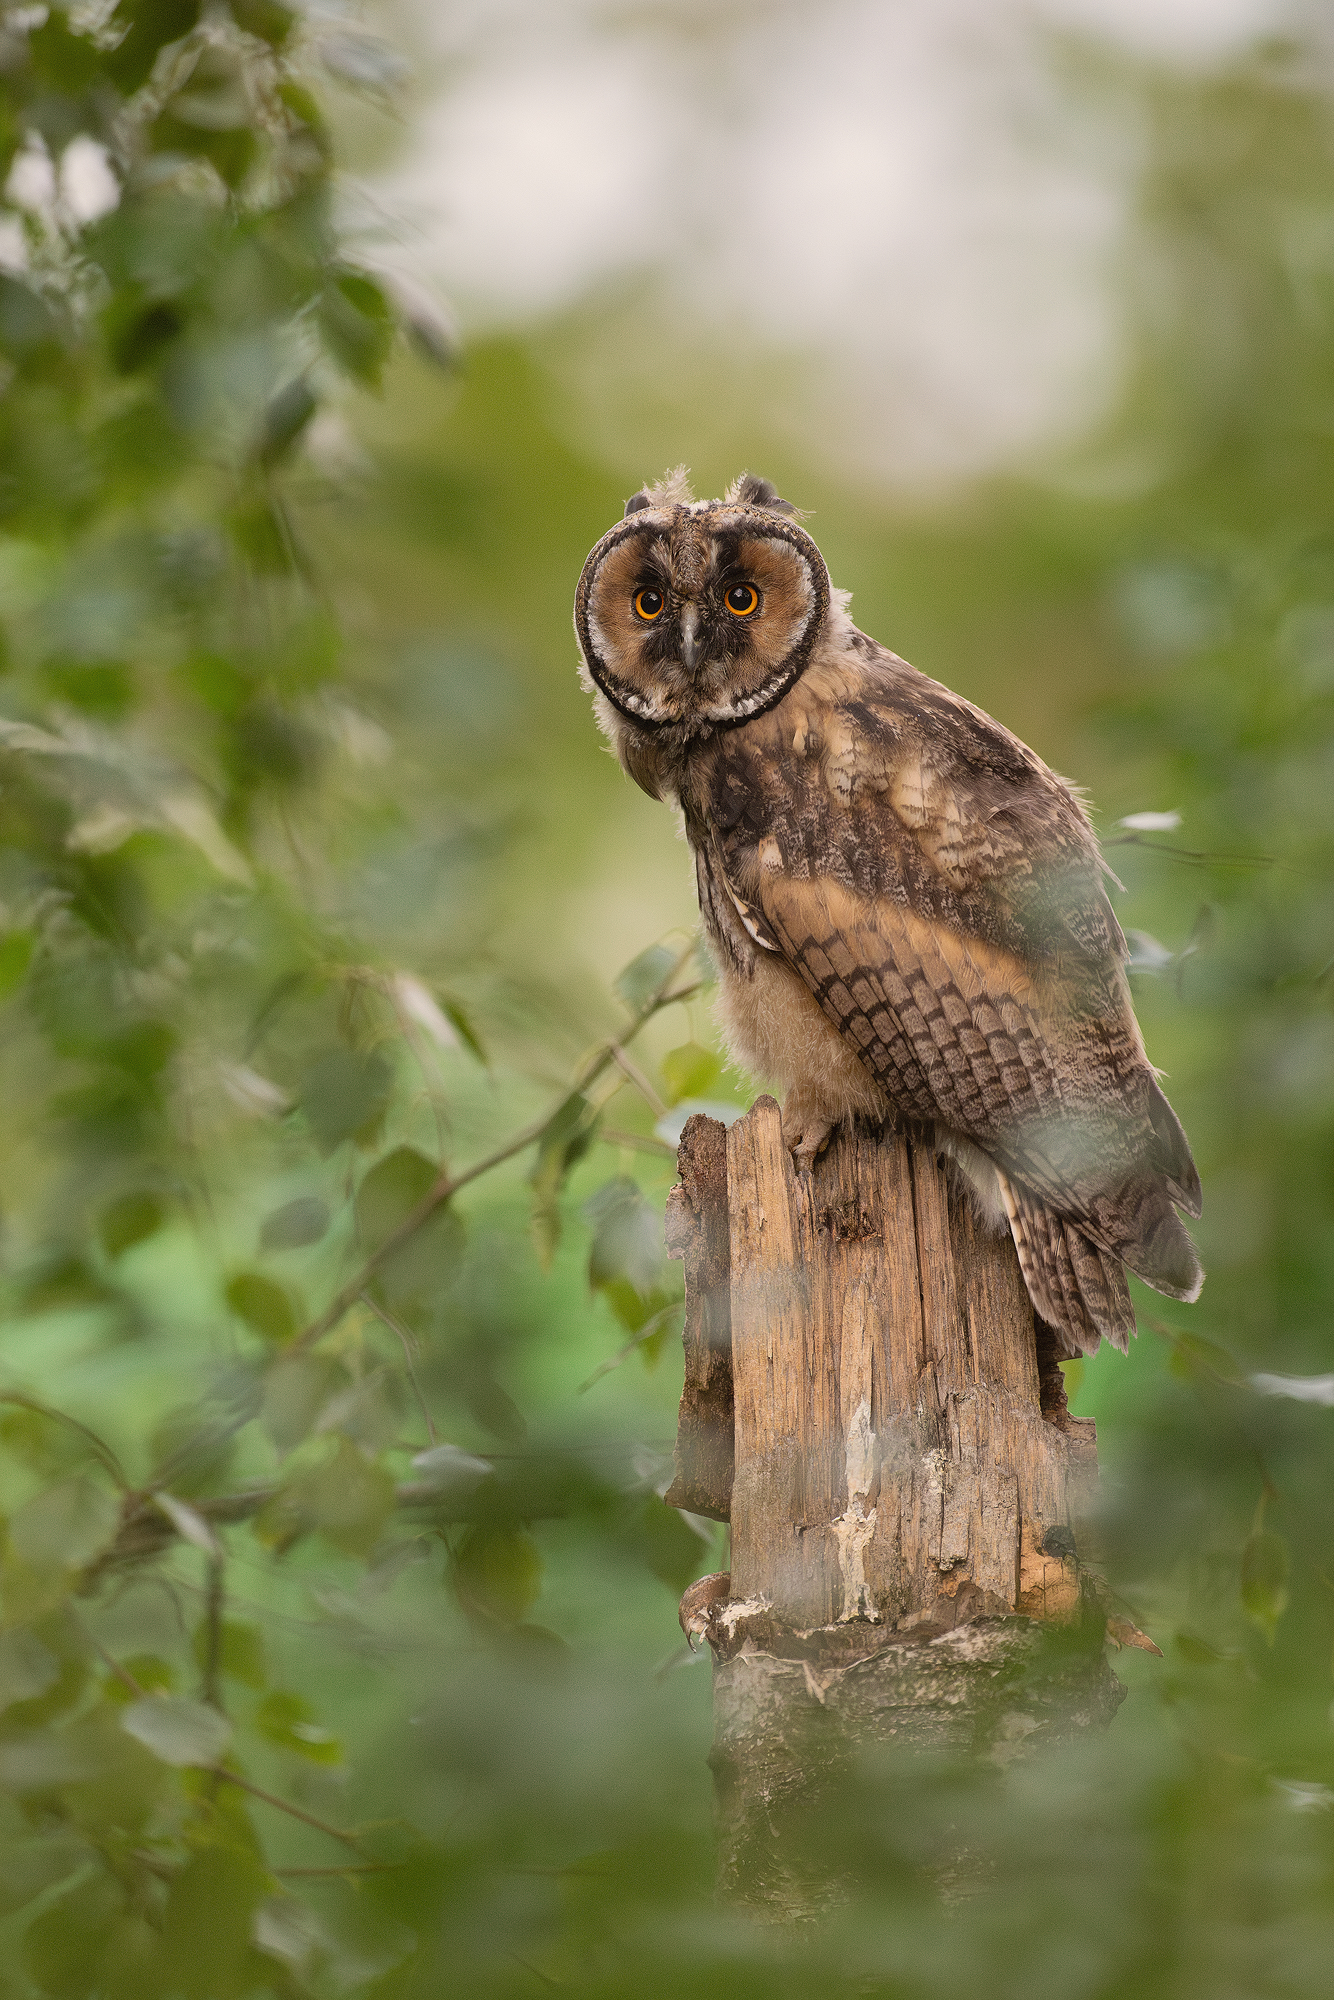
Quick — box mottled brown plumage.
[574,471,1202,1355]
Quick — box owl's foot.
[678,1570,731,1649]
[781,1091,836,1174]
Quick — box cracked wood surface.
[670,1097,1101,1635]
[668,1100,1123,1911]
[663,1113,734,1521]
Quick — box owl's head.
[574,470,831,739]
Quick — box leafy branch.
[289,942,700,1354]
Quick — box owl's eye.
[634,587,665,621]
[725,583,760,618]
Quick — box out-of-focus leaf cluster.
[0,10,728,1997]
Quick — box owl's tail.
[995,1169,1203,1358]
[995,1173,1131,1357]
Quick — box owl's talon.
[782,1100,836,1174]
[678,1570,731,1646]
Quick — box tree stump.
[665,1097,1125,1913]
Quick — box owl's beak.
[679,604,701,672]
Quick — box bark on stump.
[665,1097,1125,1913]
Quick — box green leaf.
[442,995,487,1064]
[464,1373,527,1444]
[1241,1529,1290,1640]
[278,80,331,155]
[147,1405,239,1496]
[0,1628,60,1713]
[233,0,297,49]
[453,1526,542,1627]
[356,1144,437,1248]
[254,1893,328,1979]
[192,1619,266,1691]
[104,0,202,94]
[595,1281,681,1346]
[310,1367,402,1452]
[253,375,317,469]
[301,1047,393,1153]
[660,1040,721,1105]
[257,1437,395,1556]
[255,1689,342,1763]
[259,1194,330,1251]
[585,1176,665,1298]
[8,1476,121,1576]
[150,107,258,191]
[614,942,679,1013]
[160,1845,268,2000]
[102,1654,174,1704]
[410,1442,493,1496]
[1166,1332,1241,1385]
[120,1695,233,1767]
[105,292,185,374]
[529,1091,599,1269]
[20,1255,114,1315]
[227,497,299,575]
[224,1271,298,1344]
[98,1190,166,1259]
[357,1144,462,1311]
[260,1354,345,1457]
[1174,1632,1228,1665]
[319,270,395,385]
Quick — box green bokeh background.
[1,7,1333,1996]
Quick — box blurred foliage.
[0,6,1333,1998]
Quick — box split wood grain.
[672,1098,1099,1635]
[663,1114,733,1521]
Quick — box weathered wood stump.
[665,1098,1125,1912]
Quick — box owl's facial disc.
[574,505,830,731]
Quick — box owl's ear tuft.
[624,491,651,517]
[643,465,695,508]
[727,472,800,517]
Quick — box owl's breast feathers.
[680,639,1202,1356]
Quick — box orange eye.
[725,583,759,618]
[634,587,664,621]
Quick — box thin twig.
[210,1768,363,1852]
[201,1555,225,1710]
[78,1619,147,1697]
[509,1955,565,1991]
[0,1392,128,1489]
[607,1042,667,1117]
[1106,832,1274,869]
[360,1292,437,1445]
[599,1126,677,1158]
[577,1301,686,1394]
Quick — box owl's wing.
[700,647,1200,1344]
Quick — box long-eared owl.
[573,468,1202,1357]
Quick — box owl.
[573,470,1202,1356]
